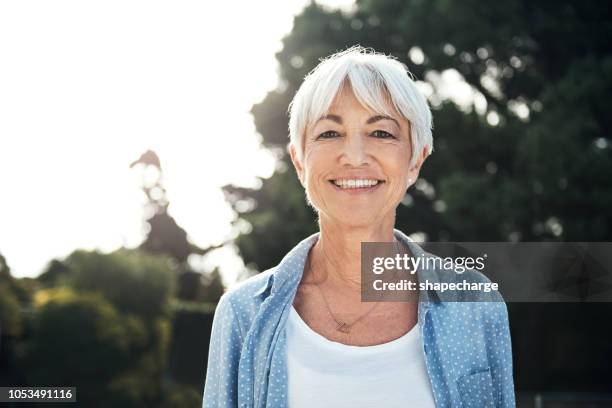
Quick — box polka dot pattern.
[202,230,516,407]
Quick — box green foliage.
[516,56,612,239]
[176,268,225,303]
[0,284,22,337]
[18,250,180,406]
[357,0,612,241]
[141,212,196,264]
[160,383,202,408]
[200,268,225,303]
[224,167,319,270]
[107,319,170,407]
[0,253,22,337]
[0,253,11,282]
[0,253,36,339]
[166,302,215,388]
[64,248,176,319]
[130,149,229,303]
[23,288,148,406]
[0,253,33,302]
[38,259,71,288]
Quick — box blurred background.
[1,0,611,407]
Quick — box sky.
[0,0,355,282]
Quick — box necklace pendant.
[336,321,351,333]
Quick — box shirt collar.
[253,229,442,302]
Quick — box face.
[290,87,427,228]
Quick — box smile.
[329,179,384,189]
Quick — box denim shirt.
[202,230,516,407]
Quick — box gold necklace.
[314,281,381,334]
[306,239,402,334]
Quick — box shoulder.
[225,268,275,302]
[214,268,276,329]
[215,232,319,323]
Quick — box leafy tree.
[0,253,38,387]
[131,150,227,303]
[160,383,202,408]
[223,168,318,271]
[198,268,225,304]
[0,254,22,337]
[176,268,225,303]
[224,0,612,264]
[24,249,179,407]
[356,0,612,241]
[37,258,71,288]
[64,249,176,320]
[0,285,21,338]
[23,288,148,406]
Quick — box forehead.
[329,88,368,110]
[325,86,406,125]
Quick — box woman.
[203,46,515,407]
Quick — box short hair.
[288,45,433,167]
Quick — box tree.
[131,150,227,303]
[356,0,612,241]
[23,288,148,407]
[25,249,179,407]
[64,249,175,320]
[224,0,612,264]
[0,253,23,338]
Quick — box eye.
[371,130,396,139]
[316,130,340,140]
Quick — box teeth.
[332,179,381,189]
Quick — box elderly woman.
[203,46,515,407]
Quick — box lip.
[328,179,385,194]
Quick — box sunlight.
[0,0,337,278]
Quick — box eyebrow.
[316,114,400,128]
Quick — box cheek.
[302,149,331,198]
[303,145,331,180]
[381,150,412,189]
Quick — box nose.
[339,132,369,167]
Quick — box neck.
[308,214,396,292]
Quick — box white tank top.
[286,305,436,408]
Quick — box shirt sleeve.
[487,299,516,407]
[202,293,244,408]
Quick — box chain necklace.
[314,281,381,334]
[308,238,402,334]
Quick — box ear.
[289,143,305,186]
[407,146,429,186]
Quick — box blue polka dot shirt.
[202,230,516,407]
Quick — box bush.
[64,249,176,319]
[23,288,148,406]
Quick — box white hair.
[288,45,433,167]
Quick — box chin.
[328,208,384,229]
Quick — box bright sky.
[0,0,355,281]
